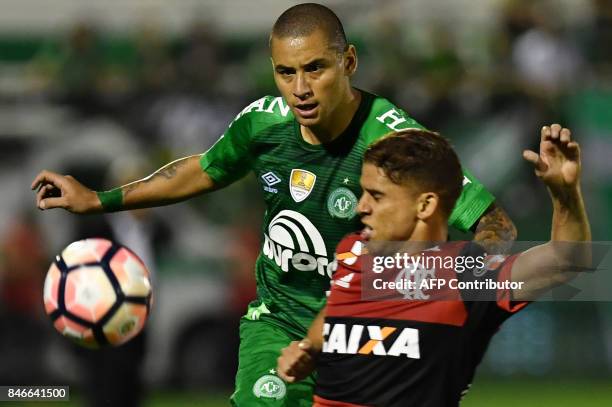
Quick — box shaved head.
[270,3,348,53]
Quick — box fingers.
[276,368,296,383]
[549,124,562,141]
[31,170,52,190]
[276,341,314,383]
[277,354,299,383]
[560,128,571,143]
[540,124,579,160]
[542,124,570,140]
[31,170,65,190]
[36,184,55,204]
[541,126,551,142]
[543,124,573,144]
[523,150,548,172]
[298,339,311,351]
[38,196,67,210]
[32,170,74,210]
[34,177,65,210]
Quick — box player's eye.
[305,63,323,73]
[367,190,382,202]
[276,67,294,76]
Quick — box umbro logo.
[262,171,281,186]
[261,171,281,193]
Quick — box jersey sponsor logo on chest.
[262,210,334,277]
[290,169,316,202]
[323,322,420,359]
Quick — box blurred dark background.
[0,0,611,406]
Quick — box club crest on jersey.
[290,169,316,202]
[327,187,358,219]
[252,374,286,400]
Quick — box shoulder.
[336,232,364,255]
[335,232,367,270]
[456,241,486,257]
[360,91,425,145]
[229,96,294,132]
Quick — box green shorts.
[230,317,316,406]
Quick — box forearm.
[510,123,590,300]
[511,187,591,300]
[549,186,592,275]
[99,155,216,212]
[473,204,517,253]
[305,307,326,353]
[550,186,591,242]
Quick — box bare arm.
[473,203,517,254]
[116,155,217,209]
[276,307,325,383]
[31,154,216,213]
[510,124,591,301]
[305,307,326,351]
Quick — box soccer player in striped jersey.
[277,125,590,406]
[32,3,516,406]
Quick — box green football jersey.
[200,90,494,336]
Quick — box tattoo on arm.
[122,158,189,198]
[474,204,517,254]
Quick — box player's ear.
[344,44,357,76]
[416,192,439,220]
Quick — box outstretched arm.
[510,124,591,301]
[31,154,216,213]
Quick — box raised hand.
[522,124,581,193]
[31,170,101,213]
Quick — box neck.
[409,217,448,244]
[301,87,361,144]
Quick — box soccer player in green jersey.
[32,3,516,406]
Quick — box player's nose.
[293,72,312,99]
[357,195,371,215]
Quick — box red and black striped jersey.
[314,233,528,407]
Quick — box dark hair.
[364,129,463,216]
[270,3,348,53]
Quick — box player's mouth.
[361,225,373,241]
[294,102,319,118]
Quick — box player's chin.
[295,115,321,127]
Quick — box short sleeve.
[199,112,253,187]
[448,167,496,232]
[365,95,494,232]
[457,243,529,326]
